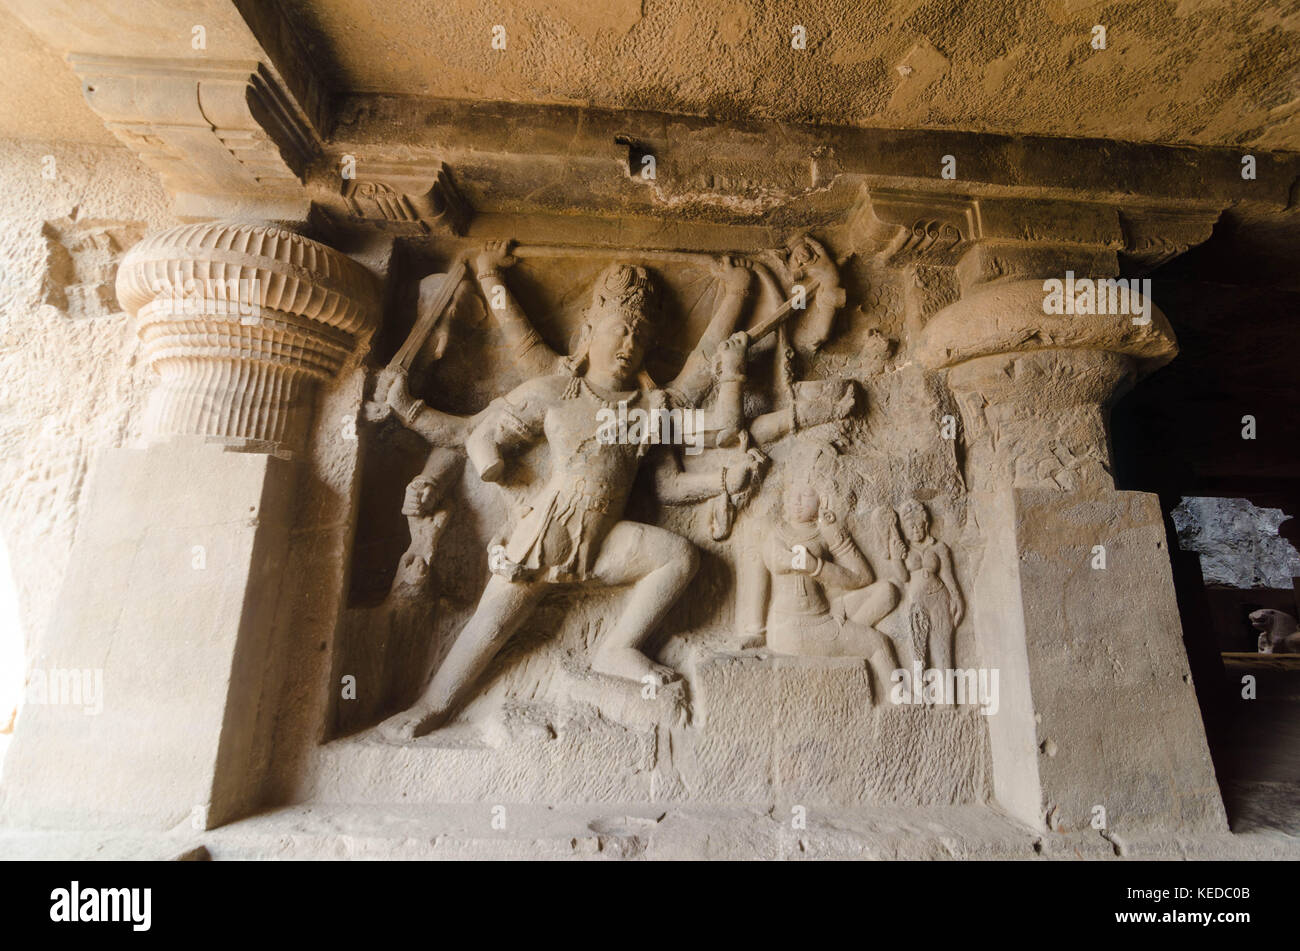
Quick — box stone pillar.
[918,276,1228,847]
[0,221,379,832]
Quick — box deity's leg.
[378,573,545,740]
[589,521,699,682]
[732,516,770,647]
[843,580,900,628]
[929,609,954,672]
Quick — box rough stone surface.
[280,0,1300,150]
[0,140,175,725]
[1172,496,1300,589]
[1,1,1295,861]
[1,799,1295,861]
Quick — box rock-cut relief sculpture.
[366,235,880,737]
[746,454,902,694]
[389,448,460,602]
[373,243,779,738]
[877,499,965,670]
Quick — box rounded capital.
[116,221,381,450]
[915,277,1177,374]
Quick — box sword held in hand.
[366,254,469,423]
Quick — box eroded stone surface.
[1173,496,1300,589]
[0,1,1292,860]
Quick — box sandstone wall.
[0,138,175,728]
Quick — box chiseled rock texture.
[0,140,174,681]
[1172,496,1300,589]
[277,0,1299,150]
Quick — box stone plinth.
[1013,488,1227,837]
[300,652,991,809]
[0,440,296,831]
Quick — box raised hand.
[386,367,416,413]
[475,239,517,276]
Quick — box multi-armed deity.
[367,236,963,738]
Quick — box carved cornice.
[1119,207,1222,274]
[847,187,982,266]
[335,161,468,236]
[68,54,320,197]
[850,185,1224,289]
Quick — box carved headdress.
[563,263,660,395]
[898,498,929,526]
[588,263,657,330]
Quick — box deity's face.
[783,481,820,524]
[901,505,928,543]
[586,307,651,384]
[788,239,814,270]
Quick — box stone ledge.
[302,650,992,808]
[1,803,1295,861]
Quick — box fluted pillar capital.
[116,221,381,452]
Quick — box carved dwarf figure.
[877,498,964,670]
[782,235,847,355]
[389,448,460,601]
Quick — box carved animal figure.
[1251,608,1300,654]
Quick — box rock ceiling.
[2,0,1297,151]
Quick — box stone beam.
[329,94,1299,225]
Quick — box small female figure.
[877,498,964,670]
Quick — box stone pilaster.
[0,223,379,832]
[920,277,1177,493]
[918,259,1228,845]
[115,220,380,453]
